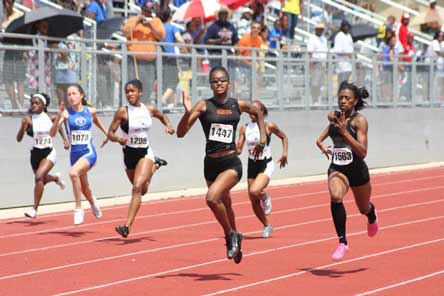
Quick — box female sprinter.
[50,84,108,225]
[16,93,68,218]
[107,79,175,238]
[316,81,378,261]
[236,100,288,238]
[177,66,266,264]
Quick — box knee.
[330,191,343,204]
[206,194,219,209]
[132,182,143,195]
[69,170,79,181]
[249,187,261,200]
[34,173,45,184]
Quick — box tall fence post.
[277,53,284,111]
[37,37,45,93]
[191,47,198,104]
[251,49,257,101]
[121,44,128,108]
[156,45,163,111]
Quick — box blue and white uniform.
[120,104,155,170]
[66,107,97,166]
[245,121,274,179]
[28,112,57,170]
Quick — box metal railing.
[0,33,443,114]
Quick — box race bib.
[333,147,353,166]
[71,130,91,145]
[209,123,233,144]
[128,136,148,148]
[34,135,52,148]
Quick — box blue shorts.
[70,147,97,167]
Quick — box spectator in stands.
[159,9,185,109]
[400,32,416,101]
[204,6,239,68]
[86,0,107,23]
[258,25,269,75]
[398,13,410,52]
[425,31,444,102]
[237,21,263,99]
[307,23,328,105]
[188,17,206,48]
[237,7,253,37]
[382,35,399,101]
[280,13,289,42]
[55,35,79,106]
[1,0,25,110]
[122,1,165,103]
[268,19,284,52]
[376,15,396,47]
[281,0,303,40]
[28,20,54,95]
[333,20,354,84]
[250,1,265,24]
[178,31,192,98]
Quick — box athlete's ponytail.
[338,81,368,111]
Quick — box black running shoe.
[226,231,240,259]
[154,157,168,169]
[115,225,129,238]
[233,233,243,264]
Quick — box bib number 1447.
[209,123,233,144]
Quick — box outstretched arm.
[50,102,68,137]
[17,116,31,142]
[238,100,266,159]
[176,91,206,138]
[148,104,175,135]
[268,122,288,168]
[236,125,246,155]
[90,107,109,147]
[107,107,127,145]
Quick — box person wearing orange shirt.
[237,22,263,99]
[122,1,165,102]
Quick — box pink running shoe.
[367,210,379,237]
[332,243,349,261]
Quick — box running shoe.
[367,209,379,237]
[91,202,102,219]
[262,193,272,216]
[233,233,243,264]
[74,208,85,225]
[154,157,168,169]
[54,172,66,190]
[332,243,349,261]
[261,225,273,238]
[24,208,37,218]
[115,225,130,238]
[225,231,240,259]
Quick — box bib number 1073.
[333,148,353,166]
[71,131,90,145]
[209,123,233,144]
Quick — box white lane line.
[3,172,443,230]
[1,199,443,282]
[52,220,444,296]
[356,270,444,295]
[2,176,444,240]
[0,186,443,258]
[203,239,444,296]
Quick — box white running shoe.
[91,203,102,219]
[74,208,85,225]
[54,172,66,190]
[263,193,272,216]
[24,208,37,218]
[261,225,273,238]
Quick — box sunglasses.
[210,77,229,84]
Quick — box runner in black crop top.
[316,81,378,261]
[177,66,267,264]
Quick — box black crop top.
[199,97,241,154]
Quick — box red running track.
[0,167,443,296]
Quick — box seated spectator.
[268,19,284,51]
[237,7,253,37]
[86,0,107,23]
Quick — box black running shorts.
[328,161,370,187]
[30,147,53,171]
[204,153,243,182]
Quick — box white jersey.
[123,104,152,148]
[245,122,271,160]
[31,112,53,149]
